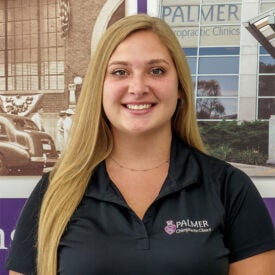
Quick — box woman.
[6,14,274,275]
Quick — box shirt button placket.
[133,216,150,250]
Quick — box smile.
[126,104,152,110]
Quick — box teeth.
[126,104,152,110]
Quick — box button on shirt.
[5,135,275,275]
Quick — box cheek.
[103,80,116,100]
[102,95,113,124]
[103,80,125,101]
[102,81,123,118]
[170,97,179,115]
[159,81,179,102]
[162,85,180,114]
[102,83,112,115]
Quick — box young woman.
[6,14,274,275]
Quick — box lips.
[125,104,153,110]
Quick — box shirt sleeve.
[223,167,275,263]
[5,173,50,274]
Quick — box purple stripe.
[138,0,147,13]
[263,198,275,226]
[0,199,27,275]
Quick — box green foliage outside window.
[199,120,269,165]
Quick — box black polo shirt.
[5,136,275,275]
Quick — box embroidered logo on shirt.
[164,220,177,235]
[164,219,211,235]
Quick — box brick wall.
[35,0,126,115]
[40,0,126,144]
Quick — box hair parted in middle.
[37,14,205,275]
[71,13,204,162]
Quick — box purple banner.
[0,199,26,275]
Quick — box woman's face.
[103,30,179,137]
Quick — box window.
[197,76,238,97]
[258,98,275,119]
[0,122,7,138]
[185,46,239,120]
[0,0,64,92]
[257,47,275,119]
[196,98,237,119]
[198,56,239,74]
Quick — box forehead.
[109,31,172,61]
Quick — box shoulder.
[173,135,248,186]
[28,172,50,203]
[173,135,260,207]
[192,146,249,184]
[10,172,50,238]
[17,172,50,220]
[174,138,275,261]
[5,173,50,273]
[190,143,257,201]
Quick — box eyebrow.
[148,59,170,65]
[108,61,128,67]
[108,59,170,67]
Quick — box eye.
[112,69,128,76]
[151,67,165,76]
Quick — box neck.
[110,129,172,167]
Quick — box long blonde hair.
[37,14,205,274]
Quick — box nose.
[128,74,149,96]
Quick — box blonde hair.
[37,14,205,274]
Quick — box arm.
[5,174,50,274]
[229,250,275,275]
[222,168,275,272]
